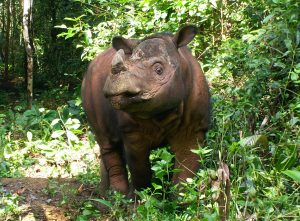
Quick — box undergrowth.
[1,0,300,220]
[0,84,299,220]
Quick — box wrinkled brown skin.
[81,25,211,196]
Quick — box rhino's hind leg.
[171,131,206,185]
[172,150,200,185]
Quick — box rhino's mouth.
[109,93,147,110]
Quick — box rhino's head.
[103,25,198,118]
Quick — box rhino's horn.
[112,49,126,74]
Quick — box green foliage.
[282,170,300,183]
[57,0,248,61]
[75,201,101,221]
[31,0,86,87]
[0,0,299,220]
[0,90,98,179]
[0,187,23,221]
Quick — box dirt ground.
[0,177,101,221]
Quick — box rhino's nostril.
[123,90,140,98]
[103,88,141,99]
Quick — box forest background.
[0,0,299,220]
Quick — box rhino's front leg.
[171,131,206,184]
[125,146,152,191]
[99,140,129,195]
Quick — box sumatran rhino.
[81,25,211,195]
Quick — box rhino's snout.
[103,72,142,98]
[103,84,141,98]
[103,77,143,110]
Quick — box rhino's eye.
[153,63,163,75]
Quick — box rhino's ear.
[173,25,198,48]
[112,37,139,54]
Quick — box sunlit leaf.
[284,38,292,50]
[282,170,300,183]
[51,119,60,126]
[152,183,162,190]
[51,130,65,138]
[91,199,112,208]
[289,117,299,126]
[240,135,268,148]
[191,148,213,156]
[27,131,33,142]
[66,131,79,141]
[290,72,299,81]
[55,24,68,29]
[263,14,274,24]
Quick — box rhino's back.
[176,47,211,132]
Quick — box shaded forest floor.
[1,178,89,221]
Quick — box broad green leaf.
[82,209,92,216]
[274,62,285,69]
[186,178,194,183]
[294,63,300,73]
[51,130,65,138]
[282,170,300,183]
[289,117,299,126]
[64,17,77,22]
[66,131,79,141]
[85,8,94,15]
[55,24,67,29]
[296,31,300,46]
[290,72,299,81]
[152,183,162,190]
[240,134,268,148]
[51,118,60,126]
[263,14,274,24]
[65,121,80,130]
[284,38,292,51]
[37,144,55,154]
[27,131,33,142]
[84,29,92,45]
[91,199,112,208]
[191,148,213,156]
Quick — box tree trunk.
[4,0,11,81]
[1,2,5,63]
[50,0,57,44]
[22,0,33,109]
[11,0,16,74]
